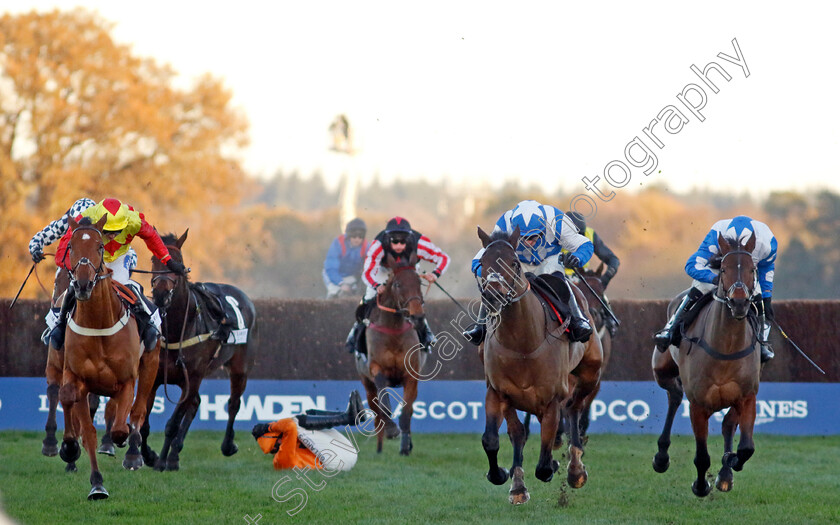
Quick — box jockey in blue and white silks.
[654,215,778,363]
[464,200,595,345]
[471,200,594,276]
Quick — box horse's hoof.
[535,465,555,483]
[123,455,144,471]
[221,441,239,457]
[508,489,530,505]
[567,468,588,489]
[142,451,159,467]
[552,459,560,472]
[385,425,401,440]
[65,462,78,473]
[652,454,670,473]
[165,459,180,471]
[98,443,116,457]
[42,442,59,457]
[692,479,712,497]
[111,431,128,448]
[60,440,81,463]
[154,459,166,472]
[88,485,110,500]
[715,474,733,492]
[399,434,413,456]
[486,467,509,486]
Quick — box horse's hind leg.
[482,388,510,488]
[361,377,385,453]
[222,349,249,457]
[43,381,60,456]
[167,391,202,470]
[140,380,161,468]
[503,404,529,504]
[716,407,738,492]
[98,397,116,456]
[689,403,712,497]
[652,349,683,474]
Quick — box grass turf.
[1,431,838,524]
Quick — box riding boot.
[49,287,76,350]
[563,280,593,343]
[345,322,366,354]
[296,391,363,430]
[654,287,704,351]
[415,316,437,353]
[303,390,368,422]
[131,302,160,352]
[462,303,487,345]
[758,314,774,363]
[211,320,234,343]
[604,313,619,338]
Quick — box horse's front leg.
[168,388,203,470]
[502,403,529,504]
[372,371,400,443]
[482,387,509,487]
[221,349,249,457]
[361,377,385,453]
[398,378,418,456]
[689,403,713,497]
[42,381,60,457]
[733,395,756,471]
[716,406,739,492]
[71,384,109,499]
[535,401,562,484]
[652,348,683,473]
[58,371,83,472]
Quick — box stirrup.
[462,324,486,346]
[760,344,774,364]
[653,329,672,352]
[568,318,592,343]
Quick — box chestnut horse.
[142,230,257,471]
[59,216,159,499]
[478,227,602,505]
[652,233,761,496]
[355,252,426,456]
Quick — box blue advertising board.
[1,378,837,435]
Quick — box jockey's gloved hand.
[601,266,617,288]
[31,248,45,263]
[166,259,187,275]
[562,252,581,269]
[252,423,270,440]
[762,297,774,321]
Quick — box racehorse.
[59,215,159,499]
[477,227,602,505]
[652,233,761,497]
[355,252,426,456]
[142,230,257,471]
[42,267,103,473]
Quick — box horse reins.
[376,265,427,315]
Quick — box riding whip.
[572,268,620,326]
[9,263,36,309]
[431,280,472,317]
[772,320,826,375]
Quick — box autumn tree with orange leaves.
[0,9,254,297]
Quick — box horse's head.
[67,215,108,300]
[151,229,189,309]
[716,232,757,319]
[477,226,528,313]
[382,252,425,319]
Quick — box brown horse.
[42,267,106,472]
[58,215,159,499]
[652,233,761,497]
[143,230,257,471]
[355,252,426,456]
[477,227,602,505]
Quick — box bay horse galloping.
[478,227,602,505]
[59,216,159,499]
[142,230,257,471]
[355,252,426,456]
[652,233,761,497]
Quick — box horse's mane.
[160,233,179,246]
[488,229,513,243]
[78,217,93,226]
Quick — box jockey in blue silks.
[463,200,595,345]
[653,215,778,363]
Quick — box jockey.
[251,390,365,471]
[48,198,187,352]
[463,200,594,345]
[563,211,621,337]
[30,198,137,342]
[653,215,777,363]
[344,216,450,355]
[322,218,368,299]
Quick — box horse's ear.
[384,252,396,269]
[68,215,79,231]
[510,225,521,247]
[176,229,189,249]
[409,251,419,266]
[478,226,491,248]
[94,214,108,231]
[743,232,756,253]
[717,232,731,255]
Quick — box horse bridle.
[477,239,530,306]
[713,249,756,308]
[68,224,107,294]
[377,265,425,316]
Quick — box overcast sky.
[8,1,840,196]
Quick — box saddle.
[190,282,232,326]
[525,272,570,325]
